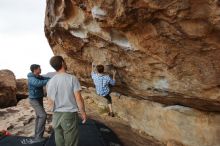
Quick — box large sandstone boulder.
[0,70,17,108]
[16,79,28,99]
[83,88,220,146]
[45,0,220,112]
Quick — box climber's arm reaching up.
[92,62,97,73]
[91,62,98,80]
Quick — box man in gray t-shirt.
[46,56,87,146]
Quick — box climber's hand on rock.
[113,70,117,75]
[92,62,97,72]
[92,61,96,66]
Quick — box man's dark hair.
[50,56,65,71]
[96,65,104,73]
[30,64,40,72]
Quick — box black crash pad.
[0,136,45,146]
[45,119,106,146]
[0,119,122,146]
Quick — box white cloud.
[0,0,54,78]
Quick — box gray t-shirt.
[46,73,81,112]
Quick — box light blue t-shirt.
[46,73,81,112]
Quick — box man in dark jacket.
[27,64,50,143]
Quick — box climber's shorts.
[103,94,112,104]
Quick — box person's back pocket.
[61,113,78,132]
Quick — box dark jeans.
[29,98,47,139]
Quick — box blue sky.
[0,0,54,78]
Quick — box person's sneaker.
[108,112,115,117]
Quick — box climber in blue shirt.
[91,63,116,117]
[27,64,50,143]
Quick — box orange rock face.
[45,0,220,112]
[0,70,17,108]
